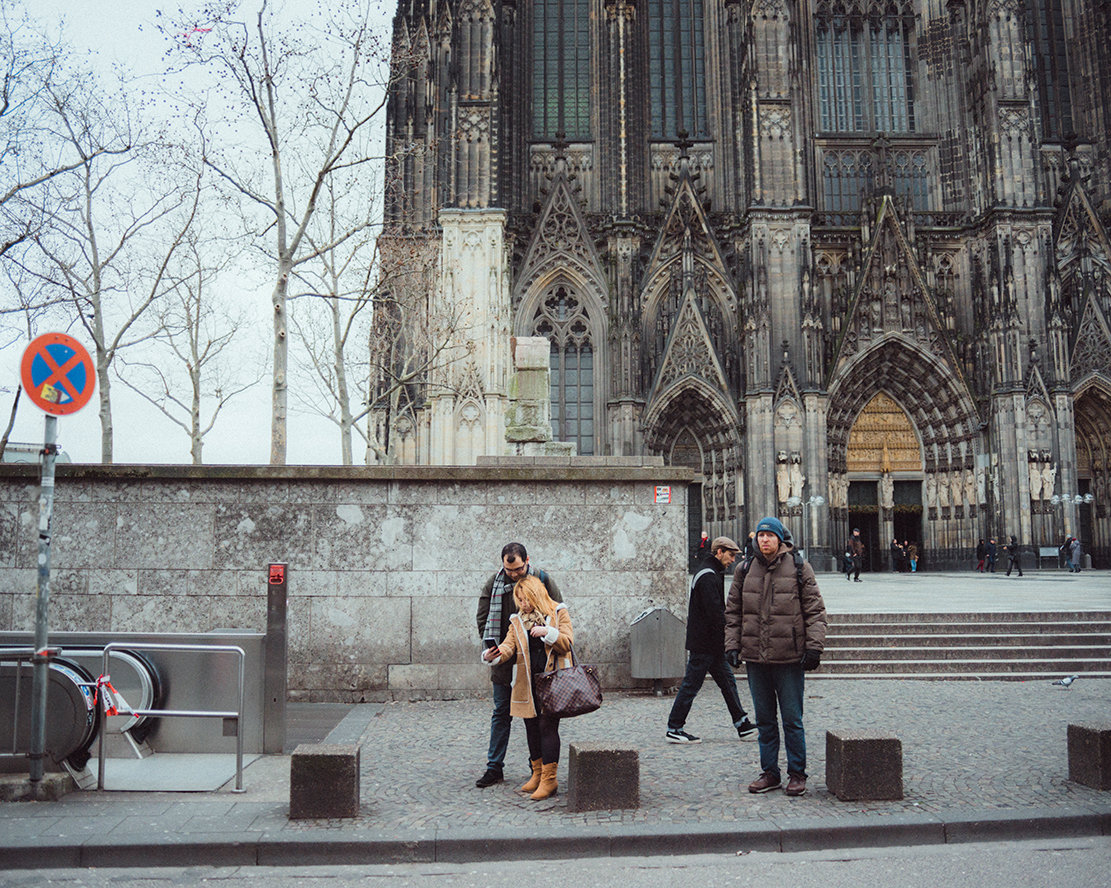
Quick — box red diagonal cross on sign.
[38,350,84,402]
[20,332,96,416]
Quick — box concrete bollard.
[567,742,639,812]
[826,729,903,801]
[289,743,360,819]
[1067,723,1111,790]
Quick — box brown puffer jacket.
[724,544,827,664]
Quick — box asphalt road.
[2,837,1108,888]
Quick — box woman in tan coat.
[482,575,573,799]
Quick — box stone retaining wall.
[0,461,692,701]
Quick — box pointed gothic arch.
[517,277,605,454]
[827,336,979,472]
[644,377,743,540]
[1074,379,1111,566]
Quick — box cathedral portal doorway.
[1074,382,1111,567]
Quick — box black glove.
[801,649,821,672]
[726,650,741,668]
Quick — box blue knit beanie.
[755,516,788,542]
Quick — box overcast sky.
[2,0,394,466]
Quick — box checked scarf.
[482,565,534,642]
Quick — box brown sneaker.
[747,770,782,793]
[785,773,807,796]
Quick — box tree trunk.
[270,259,290,465]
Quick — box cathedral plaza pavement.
[1,569,1109,869]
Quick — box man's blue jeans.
[745,661,806,779]
[486,682,513,771]
[667,652,749,731]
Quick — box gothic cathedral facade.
[381,0,1111,569]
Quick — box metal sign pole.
[29,414,58,784]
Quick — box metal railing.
[97,642,246,792]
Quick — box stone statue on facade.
[937,472,950,508]
[776,450,790,505]
[1041,461,1057,501]
[964,469,977,508]
[880,472,894,509]
[926,474,938,508]
[788,451,806,501]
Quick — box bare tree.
[287,171,377,465]
[14,61,206,463]
[116,226,263,464]
[160,0,401,465]
[366,234,473,465]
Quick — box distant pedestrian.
[907,541,918,573]
[665,537,757,745]
[889,537,903,572]
[849,528,864,582]
[975,539,986,572]
[842,543,854,580]
[1061,536,1074,571]
[1069,536,1082,572]
[986,538,997,572]
[1004,535,1023,576]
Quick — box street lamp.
[1049,492,1095,539]
[786,494,825,561]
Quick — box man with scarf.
[474,542,561,788]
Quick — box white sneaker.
[665,729,701,743]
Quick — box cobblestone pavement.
[333,678,1110,832]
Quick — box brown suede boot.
[530,761,558,800]
[520,758,543,793]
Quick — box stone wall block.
[388,664,488,695]
[309,595,410,664]
[315,504,412,572]
[294,662,390,697]
[411,596,483,661]
[410,504,513,570]
[214,503,316,570]
[116,503,215,570]
[339,570,432,598]
[110,594,265,634]
[0,503,24,567]
[50,502,117,570]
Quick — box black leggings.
[523,711,561,764]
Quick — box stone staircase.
[817,612,1111,680]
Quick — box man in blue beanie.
[725,516,827,797]
[665,536,757,745]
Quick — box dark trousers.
[523,712,561,764]
[667,652,749,731]
[1006,553,1023,576]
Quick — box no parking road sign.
[20,332,96,415]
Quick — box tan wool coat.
[488,604,574,718]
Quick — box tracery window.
[532,0,591,139]
[1023,0,1073,141]
[533,287,594,455]
[647,0,707,139]
[815,3,915,134]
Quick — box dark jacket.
[685,554,729,655]
[476,566,561,685]
[724,541,827,664]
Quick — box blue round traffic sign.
[20,333,96,415]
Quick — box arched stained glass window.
[532,0,591,139]
[533,286,595,455]
[647,0,707,139]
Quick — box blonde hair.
[513,575,557,620]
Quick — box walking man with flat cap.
[665,536,757,744]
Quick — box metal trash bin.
[630,608,686,695]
